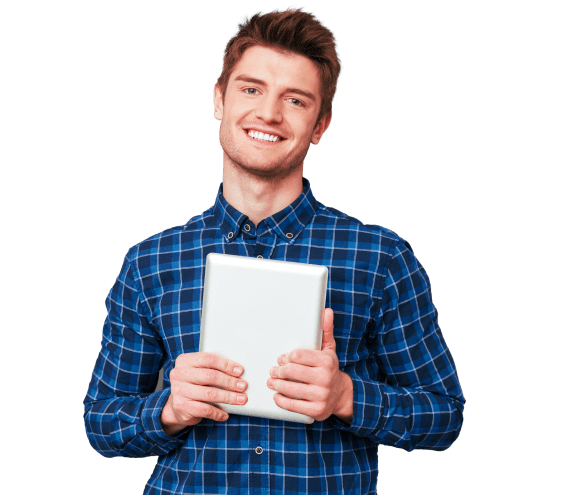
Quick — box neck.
[222,161,304,226]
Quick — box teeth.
[247,130,281,142]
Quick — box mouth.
[245,129,286,143]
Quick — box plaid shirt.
[84,179,465,494]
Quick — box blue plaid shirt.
[84,178,465,494]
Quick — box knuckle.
[203,368,216,383]
[202,404,214,418]
[169,368,178,382]
[201,353,214,368]
[311,403,324,417]
[206,387,219,402]
[319,371,331,385]
[226,375,235,390]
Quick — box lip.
[242,127,286,146]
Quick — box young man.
[85,10,465,494]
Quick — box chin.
[233,158,301,180]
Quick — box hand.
[267,308,353,423]
[161,352,248,436]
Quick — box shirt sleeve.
[329,238,465,452]
[83,249,188,457]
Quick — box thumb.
[320,308,336,352]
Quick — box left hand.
[267,308,353,422]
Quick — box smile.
[246,129,284,143]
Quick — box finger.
[175,397,230,422]
[179,367,247,392]
[278,348,331,367]
[272,393,325,419]
[181,352,244,377]
[267,377,325,401]
[181,383,248,406]
[270,362,322,384]
[320,308,335,352]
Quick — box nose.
[255,95,283,124]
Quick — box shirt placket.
[240,222,278,260]
[248,417,269,495]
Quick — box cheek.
[225,98,253,119]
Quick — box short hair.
[217,9,341,123]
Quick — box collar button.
[286,232,294,239]
[227,232,234,239]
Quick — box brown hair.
[217,9,341,123]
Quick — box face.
[214,45,331,180]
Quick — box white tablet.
[199,253,328,424]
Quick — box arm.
[330,239,465,451]
[83,251,185,457]
[84,250,249,456]
[269,239,465,452]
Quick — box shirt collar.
[212,178,318,244]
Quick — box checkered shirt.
[84,178,465,494]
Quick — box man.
[84,9,465,494]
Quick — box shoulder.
[314,201,412,254]
[126,206,215,265]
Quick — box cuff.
[328,372,388,437]
[140,388,192,448]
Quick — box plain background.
[1,1,560,493]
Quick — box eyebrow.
[233,74,317,102]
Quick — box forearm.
[331,372,464,452]
[84,388,187,458]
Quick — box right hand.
[161,352,248,436]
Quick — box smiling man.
[84,10,465,495]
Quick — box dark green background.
[0,0,561,495]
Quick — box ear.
[311,112,332,145]
[213,83,224,120]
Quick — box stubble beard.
[219,120,310,180]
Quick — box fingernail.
[237,395,246,404]
[233,366,243,375]
[237,381,246,391]
[267,378,274,389]
[270,366,278,377]
[278,354,286,365]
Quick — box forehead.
[229,45,321,97]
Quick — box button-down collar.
[212,178,318,244]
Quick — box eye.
[288,98,304,107]
[244,88,259,95]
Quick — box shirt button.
[244,224,251,232]
[286,232,293,239]
[256,255,263,259]
[227,232,234,239]
[255,446,263,454]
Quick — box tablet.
[199,253,328,424]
